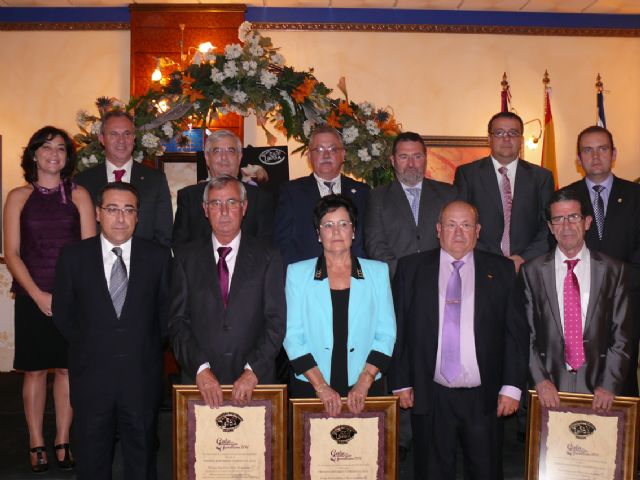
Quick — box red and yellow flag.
[541,84,558,189]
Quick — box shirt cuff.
[290,353,317,375]
[499,385,522,402]
[197,362,211,375]
[244,363,252,371]
[366,350,392,372]
[392,387,412,394]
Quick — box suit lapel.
[585,252,605,332]
[479,158,504,214]
[227,238,254,312]
[92,237,120,320]
[512,161,532,219]
[602,177,624,240]
[540,252,563,336]
[389,181,416,226]
[195,239,223,310]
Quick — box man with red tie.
[168,175,286,407]
[520,188,632,410]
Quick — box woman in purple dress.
[3,126,96,473]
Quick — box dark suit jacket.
[521,249,632,395]
[168,234,286,384]
[364,178,456,277]
[273,174,370,266]
[75,161,173,247]
[172,181,274,248]
[52,236,172,413]
[388,249,528,415]
[454,157,554,260]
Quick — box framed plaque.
[526,391,640,480]
[290,396,398,480]
[173,385,287,480]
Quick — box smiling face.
[99,115,136,167]
[34,135,67,177]
[436,201,481,260]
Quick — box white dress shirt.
[491,156,518,198]
[314,173,342,196]
[105,158,134,183]
[101,234,132,286]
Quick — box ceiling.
[1,0,640,14]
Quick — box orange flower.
[291,77,317,104]
[326,111,342,128]
[379,116,401,135]
[182,74,204,102]
[338,100,353,117]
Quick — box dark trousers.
[412,383,504,480]
[74,400,159,480]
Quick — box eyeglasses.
[318,220,353,231]
[490,129,522,138]
[442,223,475,232]
[100,206,138,217]
[207,147,239,157]
[310,146,343,156]
[549,214,584,225]
[204,198,244,210]
[579,145,611,155]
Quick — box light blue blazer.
[284,257,397,386]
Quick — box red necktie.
[498,166,512,256]
[113,169,126,182]
[563,259,585,370]
[217,247,232,308]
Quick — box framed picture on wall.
[157,153,200,219]
[422,135,490,185]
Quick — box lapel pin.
[618,197,622,203]
[140,176,144,180]
[351,188,356,194]
[487,273,493,279]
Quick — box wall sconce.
[524,118,542,150]
[151,59,162,82]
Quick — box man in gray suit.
[365,131,456,277]
[168,175,286,407]
[521,189,632,410]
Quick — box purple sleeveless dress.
[12,181,81,371]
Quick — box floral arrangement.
[74,21,401,186]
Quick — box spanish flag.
[541,84,558,189]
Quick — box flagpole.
[501,72,511,112]
[541,70,558,189]
[596,73,606,128]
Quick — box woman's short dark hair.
[21,126,76,183]
[312,194,358,230]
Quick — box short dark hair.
[100,110,135,135]
[487,111,524,134]
[313,194,358,230]
[21,126,76,183]
[96,181,140,208]
[545,188,589,221]
[392,132,425,155]
[576,125,615,157]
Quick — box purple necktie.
[499,166,512,256]
[563,259,585,370]
[441,260,464,383]
[113,169,126,182]
[217,246,232,308]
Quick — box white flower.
[279,91,295,112]
[90,121,102,136]
[371,142,382,156]
[249,44,264,57]
[141,132,160,149]
[193,101,201,111]
[365,120,380,136]
[271,53,285,66]
[76,110,89,126]
[233,90,248,104]
[238,21,252,42]
[303,119,315,138]
[223,61,238,79]
[81,154,99,167]
[203,52,217,63]
[242,60,258,76]
[210,67,225,83]
[260,70,278,89]
[358,148,371,162]
[342,126,359,144]
[161,122,173,138]
[359,102,373,116]
[224,44,243,60]
[134,151,144,163]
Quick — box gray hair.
[203,175,247,203]
[205,129,243,153]
[309,124,343,148]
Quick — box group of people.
[4,108,640,479]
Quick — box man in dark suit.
[172,129,274,248]
[273,124,369,266]
[562,125,640,395]
[454,111,554,272]
[53,182,171,479]
[389,200,528,479]
[365,131,456,277]
[521,188,632,409]
[169,175,286,407]
[75,110,173,247]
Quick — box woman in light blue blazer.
[284,194,396,416]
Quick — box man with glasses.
[172,129,274,248]
[521,189,632,410]
[169,175,286,407]
[274,124,369,266]
[454,111,554,272]
[390,200,528,479]
[53,182,172,479]
[75,110,173,247]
